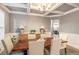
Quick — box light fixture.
[30,3,55,12]
[38,3,52,12]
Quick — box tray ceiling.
[2,3,79,17]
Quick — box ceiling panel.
[3,3,28,8]
[55,3,75,12]
[6,6,27,12]
[30,9,46,14]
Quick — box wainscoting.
[60,32,79,55]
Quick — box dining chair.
[28,34,36,40]
[41,34,46,39]
[41,32,51,39]
[45,32,52,37]
[41,32,52,55]
[50,39,61,55]
[2,36,14,54]
[28,39,45,55]
[0,40,6,55]
[59,33,68,41]
[5,33,19,45]
[2,35,24,55]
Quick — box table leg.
[23,49,27,55]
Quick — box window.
[0,9,5,39]
[53,19,59,30]
[51,19,59,31]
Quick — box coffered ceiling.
[1,3,79,17]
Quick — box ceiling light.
[30,3,55,12]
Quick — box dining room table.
[12,34,53,55]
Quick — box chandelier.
[30,3,54,12]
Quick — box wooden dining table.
[12,34,53,55]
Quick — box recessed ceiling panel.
[55,3,75,12]
[6,6,27,12]
[3,3,28,8]
[73,3,79,7]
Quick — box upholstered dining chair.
[2,35,24,55]
[28,34,36,40]
[2,36,14,54]
[0,40,6,55]
[41,34,46,39]
[28,39,45,55]
[45,32,52,37]
[50,39,61,55]
[40,32,52,55]
[5,33,19,45]
[59,33,68,41]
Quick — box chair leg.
[44,49,50,55]
[65,48,67,55]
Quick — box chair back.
[59,33,68,41]
[5,33,18,44]
[50,39,61,55]
[2,36,14,54]
[28,39,45,55]
[28,34,36,40]
[41,34,46,39]
[45,32,52,37]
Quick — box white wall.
[53,10,79,49]
[0,6,10,39]
[10,14,51,33]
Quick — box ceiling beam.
[11,11,63,17]
[0,4,11,13]
[11,11,27,15]
[43,3,63,16]
[51,11,64,15]
[27,3,30,13]
[46,15,62,17]
[29,13,46,17]
[47,8,79,17]
[64,8,79,15]
[11,11,47,17]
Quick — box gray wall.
[8,10,79,34]
[10,14,51,32]
[52,10,79,34]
